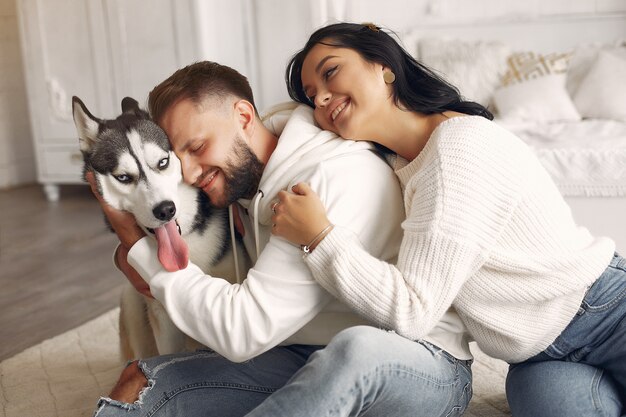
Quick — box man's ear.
[233,99,257,139]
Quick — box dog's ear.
[121,97,150,119]
[72,96,102,154]
[121,97,140,113]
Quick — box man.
[89,61,404,416]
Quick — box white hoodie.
[127,104,405,362]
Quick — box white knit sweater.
[305,116,615,363]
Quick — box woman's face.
[301,43,393,140]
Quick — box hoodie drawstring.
[252,190,264,261]
[228,205,241,283]
[228,189,264,284]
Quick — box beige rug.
[0,309,510,417]
[0,309,123,417]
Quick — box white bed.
[497,119,626,197]
[400,14,626,252]
[503,118,626,252]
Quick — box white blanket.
[0,309,511,417]
[496,119,626,197]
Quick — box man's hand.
[86,171,151,298]
[85,171,145,249]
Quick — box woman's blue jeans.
[93,327,472,417]
[506,253,626,417]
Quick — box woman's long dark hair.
[286,22,493,120]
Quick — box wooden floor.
[0,184,124,361]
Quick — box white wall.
[192,0,318,113]
[4,0,626,189]
[242,0,626,111]
[0,0,35,189]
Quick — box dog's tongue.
[153,220,189,271]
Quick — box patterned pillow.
[500,51,572,87]
[494,50,581,122]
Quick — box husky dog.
[72,96,246,359]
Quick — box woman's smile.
[330,99,350,121]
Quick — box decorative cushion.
[493,51,581,122]
[566,41,626,96]
[417,37,510,107]
[573,50,626,121]
[500,51,572,86]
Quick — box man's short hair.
[148,61,257,123]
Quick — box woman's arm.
[271,182,332,250]
[305,222,483,340]
[272,183,482,340]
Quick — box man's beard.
[217,135,264,207]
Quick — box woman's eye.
[114,174,132,184]
[323,66,338,80]
[158,157,169,170]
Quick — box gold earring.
[383,71,396,84]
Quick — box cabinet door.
[104,0,198,110]
[18,0,114,145]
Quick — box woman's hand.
[271,183,331,249]
[85,171,145,249]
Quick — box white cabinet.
[17,0,199,201]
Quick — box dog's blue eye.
[158,157,169,170]
[114,174,132,184]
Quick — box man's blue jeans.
[246,326,472,417]
[93,327,471,417]
[507,253,626,417]
[93,345,322,417]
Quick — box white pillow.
[417,37,510,107]
[493,74,581,122]
[573,50,626,121]
[493,51,581,122]
[567,41,626,96]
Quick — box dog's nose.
[153,201,176,221]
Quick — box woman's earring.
[383,71,396,84]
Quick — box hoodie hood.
[250,103,375,226]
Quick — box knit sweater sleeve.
[305,118,520,340]
[307,226,482,339]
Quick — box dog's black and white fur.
[72,96,246,359]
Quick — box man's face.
[159,97,263,208]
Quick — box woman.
[249,23,626,417]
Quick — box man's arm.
[114,245,153,298]
[85,171,333,362]
[128,234,333,362]
[88,150,404,362]
[126,149,405,362]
